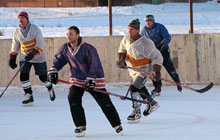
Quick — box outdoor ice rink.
[0,84,219,140]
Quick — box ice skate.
[75,126,86,137]
[48,88,56,101]
[114,125,123,135]
[177,84,182,92]
[127,108,141,123]
[143,100,159,116]
[22,93,34,106]
[151,87,161,98]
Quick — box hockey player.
[117,19,163,123]
[48,26,123,137]
[141,14,182,97]
[9,12,55,105]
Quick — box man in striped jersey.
[117,19,163,123]
[9,12,55,106]
[47,26,122,137]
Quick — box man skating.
[48,26,123,137]
[117,19,163,123]
[141,14,182,97]
[9,12,55,106]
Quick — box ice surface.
[0,84,220,140]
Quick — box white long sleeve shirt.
[118,34,163,78]
[10,23,46,63]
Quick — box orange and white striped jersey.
[118,34,163,79]
[10,24,46,63]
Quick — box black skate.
[143,100,159,116]
[22,93,34,106]
[177,84,182,92]
[127,109,141,123]
[114,125,123,135]
[48,88,56,101]
[151,87,161,98]
[75,126,86,137]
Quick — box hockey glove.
[48,69,58,84]
[25,48,38,61]
[85,80,96,92]
[152,64,161,81]
[116,53,127,69]
[9,54,17,69]
[116,59,127,69]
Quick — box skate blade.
[49,90,56,101]
[127,119,140,124]
[49,96,56,101]
[156,93,161,96]
[149,104,160,114]
[152,93,160,99]
[22,102,33,106]
[75,131,86,137]
[118,130,123,136]
[152,94,156,99]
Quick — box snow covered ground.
[0,84,220,140]
[0,1,220,39]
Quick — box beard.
[68,39,77,44]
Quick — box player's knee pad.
[129,85,139,92]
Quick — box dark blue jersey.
[141,23,171,47]
[51,41,105,88]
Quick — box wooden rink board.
[0,34,220,87]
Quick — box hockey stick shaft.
[0,62,25,98]
[57,79,148,104]
[127,66,214,93]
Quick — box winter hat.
[145,15,154,22]
[128,19,140,31]
[18,12,29,20]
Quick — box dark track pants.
[153,49,181,89]
[68,85,121,128]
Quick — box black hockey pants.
[153,48,181,89]
[68,85,121,128]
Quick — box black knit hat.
[145,15,155,22]
[128,19,140,31]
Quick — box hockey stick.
[127,66,214,93]
[57,79,148,104]
[0,62,25,98]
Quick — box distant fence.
[110,1,220,35]
[0,34,220,87]
[1,1,220,35]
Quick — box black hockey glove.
[85,80,96,92]
[9,54,17,69]
[152,64,161,81]
[25,48,38,61]
[116,53,127,69]
[48,69,58,84]
[116,59,127,69]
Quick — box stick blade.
[195,82,214,93]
